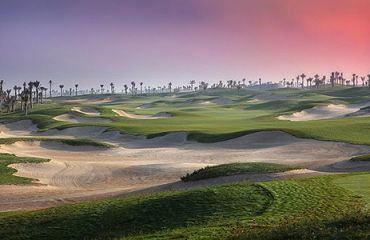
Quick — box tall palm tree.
[59,85,64,96]
[124,84,128,95]
[39,87,46,103]
[13,85,18,98]
[130,81,136,94]
[189,80,195,91]
[100,84,104,94]
[33,81,40,103]
[367,74,370,87]
[75,84,79,96]
[300,74,306,88]
[17,86,22,99]
[140,82,143,94]
[168,82,172,93]
[28,81,34,108]
[0,80,3,93]
[49,80,52,97]
[259,78,262,88]
[110,82,114,94]
[352,74,356,87]
[314,74,320,88]
[242,78,246,86]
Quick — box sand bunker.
[1,122,370,211]
[71,107,100,116]
[278,102,370,121]
[53,114,111,123]
[112,109,171,119]
[199,98,233,105]
[136,103,154,109]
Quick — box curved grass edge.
[181,162,297,182]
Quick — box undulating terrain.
[0,87,370,239]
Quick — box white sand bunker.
[278,103,370,121]
[112,109,171,119]
[71,107,100,116]
[136,103,154,109]
[199,98,233,105]
[53,114,111,123]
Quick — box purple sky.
[1,0,369,89]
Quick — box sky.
[1,0,370,89]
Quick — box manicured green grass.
[334,173,370,206]
[0,137,115,148]
[181,162,296,182]
[0,153,49,184]
[0,175,366,240]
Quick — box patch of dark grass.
[0,153,49,184]
[181,162,296,182]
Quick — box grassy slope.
[0,175,367,240]
[0,153,49,184]
[181,162,296,182]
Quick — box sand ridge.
[112,109,171,119]
[53,114,112,123]
[71,107,101,116]
[278,102,370,121]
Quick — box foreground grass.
[0,153,48,184]
[0,174,367,240]
[181,162,296,182]
[334,174,370,207]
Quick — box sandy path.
[112,109,171,119]
[0,122,370,211]
[71,107,100,116]
[278,102,370,121]
[53,114,111,123]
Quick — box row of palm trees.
[281,73,370,88]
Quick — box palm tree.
[140,82,143,94]
[242,78,246,87]
[314,74,320,88]
[259,78,262,88]
[367,75,370,87]
[352,74,356,87]
[100,84,104,94]
[124,84,128,95]
[130,81,136,94]
[39,87,46,103]
[33,81,40,104]
[360,77,365,86]
[28,81,34,108]
[168,82,172,93]
[110,82,114,94]
[189,80,195,90]
[13,85,18,98]
[17,86,22,99]
[59,85,64,96]
[300,74,306,88]
[49,80,52,97]
[74,84,79,96]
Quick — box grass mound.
[0,175,366,239]
[181,162,295,182]
[0,184,271,240]
[0,153,49,184]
